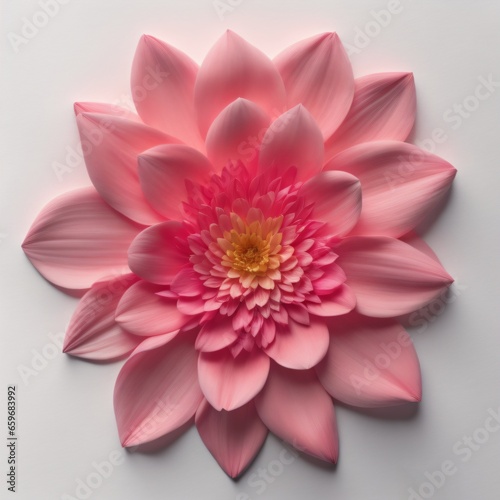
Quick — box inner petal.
[177,164,354,357]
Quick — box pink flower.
[22,32,456,477]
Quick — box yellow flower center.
[230,230,271,273]
[218,214,285,289]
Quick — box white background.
[1,1,499,499]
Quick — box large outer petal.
[258,105,324,182]
[264,317,330,370]
[114,330,202,447]
[195,400,267,478]
[115,281,191,336]
[325,73,416,159]
[76,112,179,225]
[131,35,204,150]
[336,236,453,317]
[325,141,456,237]
[198,348,270,411]
[205,98,270,174]
[299,171,361,237]
[274,32,354,139]
[316,313,422,407]
[63,274,141,360]
[22,188,142,290]
[128,221,190,285]
[194,30,286,137]
[138,144,213,220]
[255,363,338,462]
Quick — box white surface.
[1,1,499,499]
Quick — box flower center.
[230,230,270,273]
[216,214,285,290]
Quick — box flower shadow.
[63,352,130,365]
[298,452,338,472]
[336,401,420,421]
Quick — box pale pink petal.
[264,317,329,370]
[316,313,421,407]
[115,281,191,336]
[138,144,213,220]
[299,171,361,236]
[198,348,270,411]
[336,236,453,317]
[400,231,442,263]
[76,112,179,225]
[22,188,142,290]
[74,102,141,122]
[114,330,202,447]
[325,141,456,237]
[205,98,270,174]
[195,315,239,352]
[195,399,267,478]
[306,285,356,317]
[131,35,204,150]
[194,30,286,137]
[274,32,354,139]
[63,274,142,360]
[255,363,338,462]
[325,73,416,159]
[258,105,324,181]
[128,221,189,285]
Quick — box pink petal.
[114,330,202,447]
[177,296,206,315]
[299,171,361,236]
[74,102,141,122]
[76,112,179,225]
[306,285,356,317]
[128,221,189,285]
[316,313,421,407]
[401,231,442,263]
[170,267,205,297]
[264,317,329,370]
[63,274,142,360]
[194,30,286,137]
[258,105,324,182]
[286,304,310,325]
[115,280,190,336]
[195,399,267,478]
[325,73,416,159]
[274,32,354,139]
[131,35,204,150]
[138,144,213,220]
[22,188,142,290]
[255,363,338,462]
[312,264,347,295]
[336,236,453,317]
[195,315,239,352]
[325,141,456,237]
[198,348,270,411]
[205,98,270,174]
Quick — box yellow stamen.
[230,230,271,273]
[221,213,284,278]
